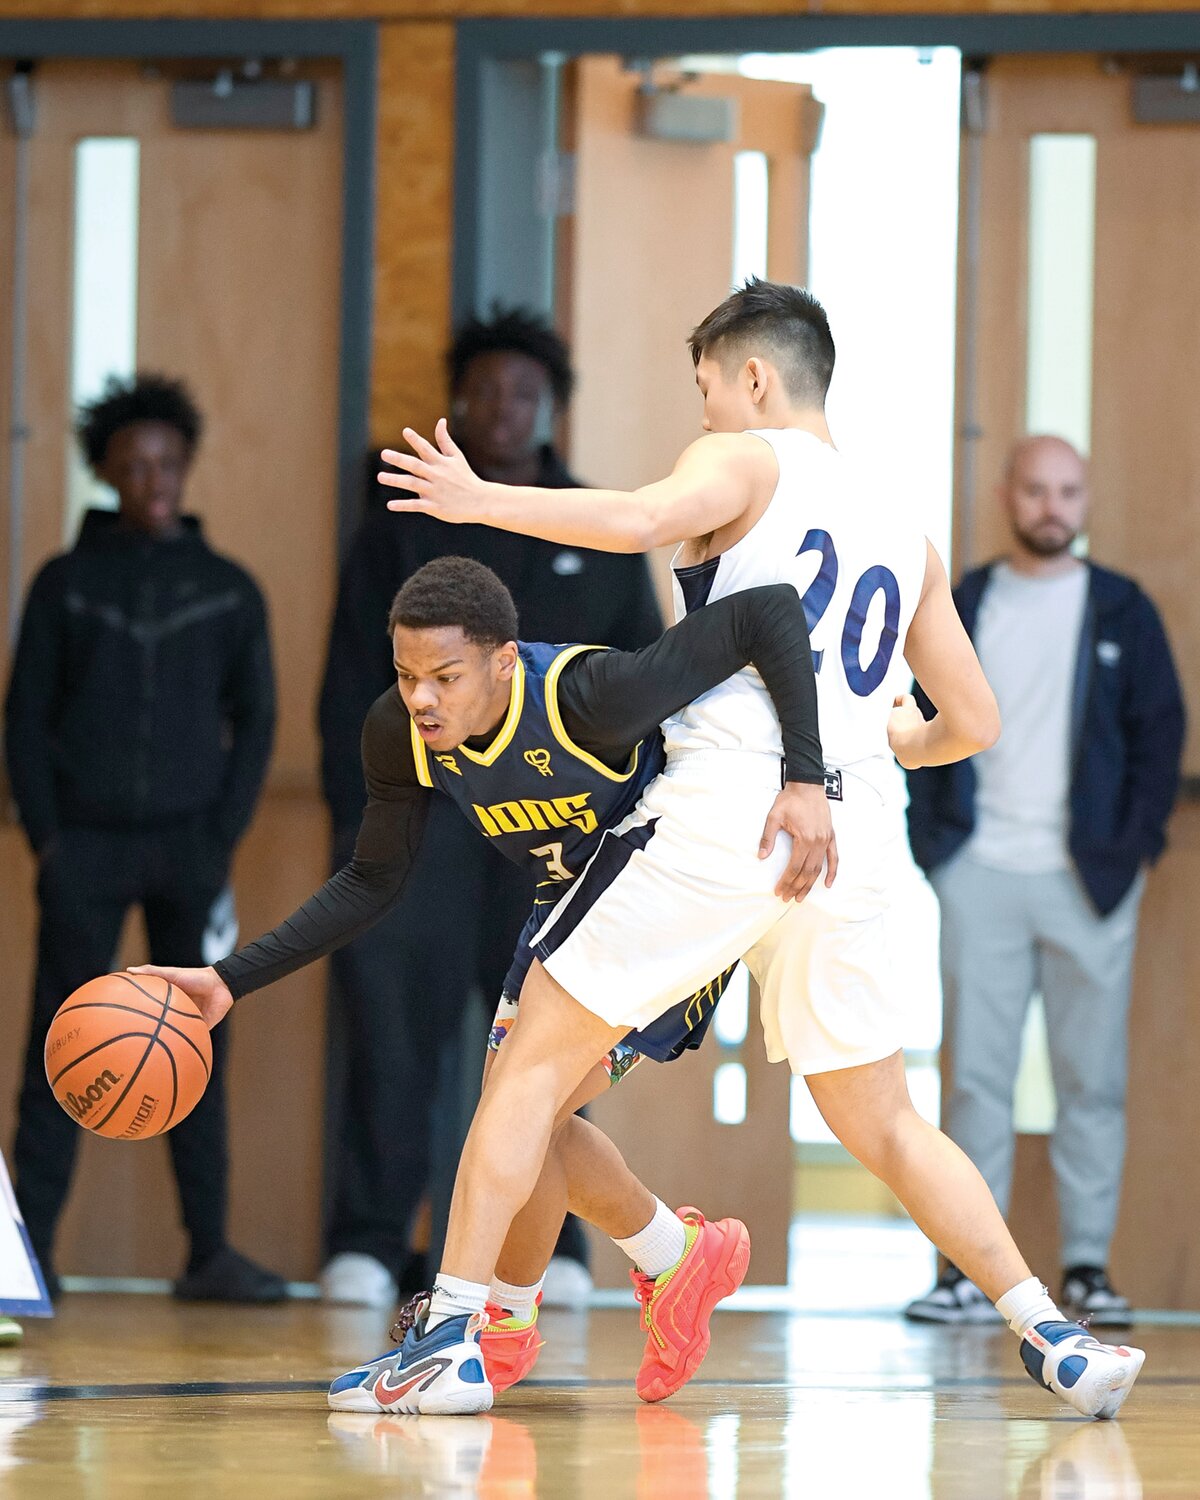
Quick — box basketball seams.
[153,1037,181,1131]
[51,1001,211,1082]
[85,980,176,1134]
[116,972,170,1009]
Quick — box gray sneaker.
[1061,1265,1133,1329]
[905,1265,1004,1324]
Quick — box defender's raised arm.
[380,421,771,553]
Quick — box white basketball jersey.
[662,428,928,807]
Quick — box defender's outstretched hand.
[127,964,233,1030]
[759,782,838,903]
[380,420,487,524]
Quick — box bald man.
[904,435,1185,1328]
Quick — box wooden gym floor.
[1,1295,1198,1497]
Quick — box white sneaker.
[1021,1320,1145,1420]
[320,1253,398,1309]
[540,1255,593,1309]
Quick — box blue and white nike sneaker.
[328,1300,493,1415]
[1020,1320,1145,1420]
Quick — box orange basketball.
[44,973,212,1140]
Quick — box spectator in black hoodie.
[318,310,663,1310]
[4,373,285,1303]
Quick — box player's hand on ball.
[760,782,838,903]
[379,420,486,524]
[887,693,927,769]
[126,965,233,1030]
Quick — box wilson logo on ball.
[63,1069,123,1121]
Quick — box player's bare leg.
[806,1050,1144,1419]
[442,960,627,1287]
[806,1050,1028,1299]
[490,1092,655,1289]
[473,1109,665,1395]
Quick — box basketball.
[44,973,213,1141]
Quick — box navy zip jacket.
[4,508,275,855]
[906,560,1185,916]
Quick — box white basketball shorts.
[745,790,911,1076]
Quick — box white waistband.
[664,747,785,781]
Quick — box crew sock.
[614,1199,688,1278]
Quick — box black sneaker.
[174,1246,288,1304]
[904,1264,1003,1324]
[1060,1265,1133,1329]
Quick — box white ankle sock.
[427,1274,489,1330]
[613,1199,688,1278]
[488,1275,543,1322]
[995,1276,1064,1338]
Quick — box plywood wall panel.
[370,22,455,446]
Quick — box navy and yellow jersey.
[409,641,664,912]
[216,583,821,1021]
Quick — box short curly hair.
[76,373,204,469]
[388,557,520,650]
[448,307,575,407]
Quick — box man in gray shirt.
[905,436,1185,1327]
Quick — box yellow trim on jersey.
[458,657,526,766]
[544,645,641,784]
[409,721,435,788]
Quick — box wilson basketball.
[44,973,212,1140]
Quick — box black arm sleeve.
[214,691,431,999]
[558,584,824,784]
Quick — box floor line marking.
[1,1373,1190,1404]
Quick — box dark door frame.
[0,19,376,555]
[453,12,1200,322]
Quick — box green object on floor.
[0,1317,22,1346]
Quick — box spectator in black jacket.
[318,309,662,1310]
[904,436,1185,1329]
[4,374,285,1303]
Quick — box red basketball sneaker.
[630,1207,750,1403]
[480,1296,544,1394]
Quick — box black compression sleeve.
[214,690,430,999]
[557,584,824,784]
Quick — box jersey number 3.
[796,529,901,697]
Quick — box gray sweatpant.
[933,853,1145,1270]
